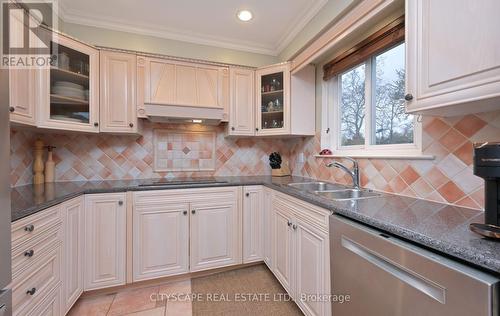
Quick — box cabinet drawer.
[12,206,62,249]
[23,283,61,316]
[274,192,330,232]
[12,244,61,315]
[11,225,61,278]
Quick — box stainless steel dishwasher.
[330,215,499,316]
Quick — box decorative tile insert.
[154,129,216,172]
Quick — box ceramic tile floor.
[68,265,303,316]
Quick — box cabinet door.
[255,63,291,136]
[242,186,264,263]
[263,188,273,267]
[271,201,294,294]
[9,68,37,126]
[295,219,330,316]
[38,31,100,133]
[84,193,126,290]
[62,197,84,313]
[133,202,189,281]
[190,199,241,272]
[100,51,137,133]
[406,0,500,115]
[195,66,219,107]
[228,67,255,136]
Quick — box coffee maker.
[470,143,500,239]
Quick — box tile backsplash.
[11,111,500,210]
[10,121,291,186]
[289,111,500,210]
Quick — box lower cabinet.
[190,197,241,272]
[263,187,274,268]
[61,197,84,313]
[242,186,264,263]
[133,201,189,281]
[271,193,331,316]
[84,193,127,291]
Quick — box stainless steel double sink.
[287,181,382,201]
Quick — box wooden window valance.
[322,15,405,81]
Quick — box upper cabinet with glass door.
[38,30,100,132]
[254,63,315,137]
[255,63,290,135]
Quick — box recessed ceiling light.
[237,10,253,22]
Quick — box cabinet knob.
[24,224,35,232]
[26,288,36,296]
[183,210,188,215]
[245,193,250,197]
[9,106,15,113]
[191,210,196,215]
[404,93,413,101]
[292,224,297,230]
[231,127,235,131]
[255,127,259,131]
[118,201,123,206]
[94,122,99,127]
[129,123,134,128]
[24,249,34,257]
[287,221,292,227]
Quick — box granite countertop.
[10,176,500,275]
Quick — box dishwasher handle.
[341,235,446,304]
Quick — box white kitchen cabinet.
[38,30,100,133]
[271,200,294,295]
[263,187,274,267]
[61,197,84,313]
[255,63,315,136]
[405,0,500,116]
[99,51,138,133]
[84,193,127,290]
[227,67,255,136]
[295,218,329,316]
[190,198,241,272]
[242,186,264,263]
[133,199,189,281]
[140,56,228,109]
[9,67,38,126]
[270,192,331,316]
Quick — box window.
[323,42,422,158]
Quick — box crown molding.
[57,0,328,57]
[274,0,328,55]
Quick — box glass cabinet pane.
[260,72,284,130]
[49,42,90,124]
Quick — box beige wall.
[61,22,278,67]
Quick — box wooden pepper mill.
[45,146,56,183]
[33,139,45,184]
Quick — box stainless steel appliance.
[0,66,12,315]
[471,142,500,238]
[330,215,499,316]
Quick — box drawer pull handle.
[26,288,36,296]
[24,250,34,257]
[341,236,446,304]
[24,225,34,232]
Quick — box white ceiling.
[58,0,328,56]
